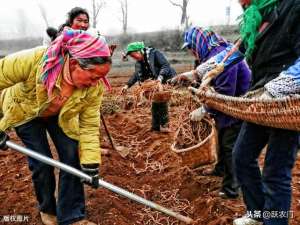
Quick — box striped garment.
[183,27,228,63]
[41,28,111,96]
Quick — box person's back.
[232,1,300,224]
[0,29,112,225]
[147,48,176,82]
[245,0,299,90]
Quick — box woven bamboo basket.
[193,87,300,131]
[152,91,172,103]
[171,118,217,168]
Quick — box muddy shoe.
[71,219,97,225]
[40,212,57,225]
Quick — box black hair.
[58,7,89,33]
[46,27,58,41]
[77,57,112,69]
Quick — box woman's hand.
[168,72,194,85]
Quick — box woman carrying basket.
[184,0,300,224]
[171,27,251,199]
[232,1,300,224]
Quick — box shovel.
[100,113,129,158]
[5,140,194,224]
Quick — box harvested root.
[101,94,135,114]
[131,80,173,107]
[175,119,211,149]
[101,95,121,114]
[136,189,192,225]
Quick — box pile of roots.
[174,118,212,150]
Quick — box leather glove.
[0,131,9,150]
[81,163,99,189]
[189,106,207,121]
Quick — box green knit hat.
[126,42,145,55]
[239,0,278,59]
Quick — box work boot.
[71,219,97,225]
[233,215,263,225]
[40,212,57,225]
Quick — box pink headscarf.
[41,28,111,96]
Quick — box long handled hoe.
[5,141,194,224]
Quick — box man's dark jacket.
[127,48,176,87]
[249,0,300,90]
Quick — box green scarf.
[239,0,278,59]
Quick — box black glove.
[0,131,9,150]
[81,163,99,189]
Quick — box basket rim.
[170,117,215,153]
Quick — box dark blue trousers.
[233,122,298,225]
[15,116,85,225]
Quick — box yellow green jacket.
[0,47,103,164]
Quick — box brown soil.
[0,66,300,225]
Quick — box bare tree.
[37,3,49,27]
[119,0,128,34]
[91,0,106,28]
[169,0,190,29]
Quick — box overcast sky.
[0,0,243,38]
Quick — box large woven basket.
[171,118,217,168]
[194,88,300,131]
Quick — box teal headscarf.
[239,0,278,59]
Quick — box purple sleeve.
[206,66,238,116]
[236,61,251,95]
[212,65,238,96]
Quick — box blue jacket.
[127,47,176,87]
